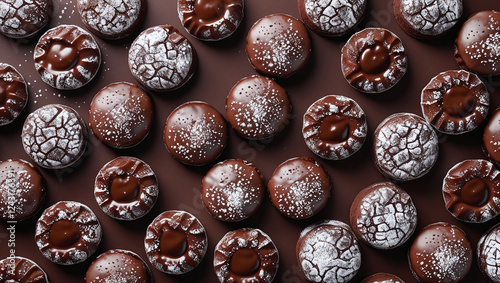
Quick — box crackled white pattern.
[303,0,365,35]
[21,104,86,169]
[354,184,417,249]
[35,201,102,265]
[400,0,462,36]
[128,25,195,91]
[478,225,500,282]
[78,0,142,38]
[298,220,361,283]
[0,0,50,37]
[374,113,438,181]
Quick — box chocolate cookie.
[226,75,290,140]
[214,228,279,283]
[373,113,439,181]
[21,104,87,169]
[443,159,500,223]
[341,28,407,93]
[94,156,158,221]
[145,210,208,274]
[202,159,265,222]
[394,0,463,39]
[0,159,45,222]
[297,0,367,37]
[296,220,361,283]
[350,182,417,249]
[361,273,405,283]
[0,63,28,126]
[0,0,52,38]
[177,0,244,41]
[164,101,228,166]
[478,224,500,283]
[35,201,102,265]
[86,249,151,283]
[89,82,154,149]
[484,108,500,165]
[77,0,147,39]
[128,25,197,92]
[0,257,48,282]
[268,157,331,219]
[409,222,472,283]
[421,69,489,135]
[246,13,311,78]
[303,95,367,160]
[34,25,101,90]
[455,10,500,76]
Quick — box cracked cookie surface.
[298,0,366,36]
[296,220,361,283]
[0,0,52,38]
[21,104,87,169]
[373,112,438,181]
[394,0,462,39]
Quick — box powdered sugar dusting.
[21,104,87,169]
[247,14,311,77]
[227,75,290,139]
[0,0,50,37]
[203,160,264,221]
[35,201,102,265]
[0,257,48,282]
[354,183,417,249]
[478,225,500,282]
[374,113,438,181]
[465,14,500,72]
[78,0,143,38]
[128,25,195,91]
[298,220,361,283]
[303,0,365,35]
[400,0,462,36]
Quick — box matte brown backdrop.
[1,0,499,282]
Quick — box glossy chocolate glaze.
[0,0,500,282]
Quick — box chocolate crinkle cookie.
[0,0,52,38]
[373,112,439,181]
[21,104,87,169]
[296,220,361,283]
[128,25,197,92]
[297,0,367,37]
[77,0,147,39]
[394,0,463,39]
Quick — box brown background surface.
[1,0,500,282]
